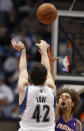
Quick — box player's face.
[58,93,74,111]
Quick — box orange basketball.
[36,3,57,24]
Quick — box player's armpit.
[18,78,28,90]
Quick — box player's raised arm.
[36,40,56,95]
[48,46,59,81]
[11,39,29,104]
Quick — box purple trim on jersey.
[55,116,76,131]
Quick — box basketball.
[36,3,57,24]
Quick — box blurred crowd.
[0,0,51,119]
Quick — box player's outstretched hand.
[11,39,25,52]
[48,46,59,64]
[35,40,49,54]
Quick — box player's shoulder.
[45,85,55,93]
[76,118,82,131]
[45,79,56,95]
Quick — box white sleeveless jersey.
[19,85,56,130]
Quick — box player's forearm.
[41,52,51,72]
[55,106,60,119]
[19,49,27,72]
[50,63,55,81]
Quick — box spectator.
[0,72,14,117]
[0,0,14,12]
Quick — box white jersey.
[19,85,56,130]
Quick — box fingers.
[48,46,50,54]
[11,39,17,48]
[52,57,60,63]
[18,41,23,45]
[11,39,23,46]
[40,40,45,43]
[35,43,39,46]
[37,41,60,62]
[36,40,50,49]
[35,43,42,54]
[51,47,54,57]
[47,46,60,62]
[53,57,60,61]
[56,57,60,59]
[35,43,40,48]
[40,40,50,47]
[48,47,54,57]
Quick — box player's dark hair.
[29,63,47,85]
[56,88,81,115]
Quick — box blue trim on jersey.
[52,91,56,111]
[19,86,29,115]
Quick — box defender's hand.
[48,46,59,64]
[11,39,25,52]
